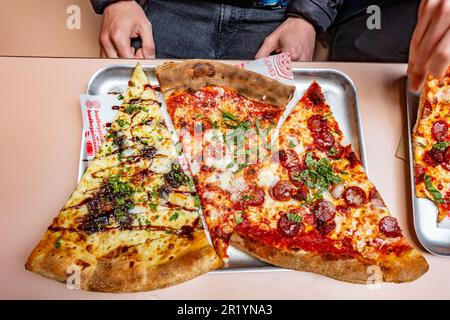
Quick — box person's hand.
[99,0,155,58]
[408,0,450,91]
[255,17,316,61]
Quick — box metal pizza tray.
[83,62,367,272]
[406,82,450,257]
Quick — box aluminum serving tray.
[83,62,367,272]
[406,85,450,257]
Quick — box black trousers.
[330,0,420,62]
[133,0,419,62]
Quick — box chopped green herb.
[235,216,244,224]
[117,94,124,100]
[123,103,142,115]
[193,195,202,208]
[294,152,341,189]
[418,142,427,148]
[424,174,444,204]
[233,160,249,174]
[169,212,180,221]
[116,119,127,127]
[175,142,183,155]
[221,110,239,122]
[54,236,62,249]
[433,141,450,151]
[286,213,303,223]
[242,194,254,201]
[289,141,296,148]
[329,147,339,156]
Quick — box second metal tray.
[406,84,450,257]
[84,62,367,272]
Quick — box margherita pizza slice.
[230,82,428,283]
[156,60,295,258]
[26,64,221,292]
[413,67,450,222]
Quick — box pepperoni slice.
[292,185,309,201]
[316,220,336,236]
[445,147,450,163]
[343,186,366,207]
[279,149,300,169]
[277,213,304,238]
[288,165,306,187]
[423,149,439,167]
[313,200,335,222]
[421,100,432,119]
[327,144,344,159]
[270,180,295,201]
[306,82,325,106]
[314,131,335,150]
[442,147,450,171]
[432,148,445,163]
[369,188,385,208]
[379,216,402,238]
[303,213,316,226]
[239,186,265,208]
[243,165,259,183]
[307,114,327,133]
[432,120,448,141]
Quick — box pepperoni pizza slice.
[156,60,295,259]
[413,67,450,222]
[26,64,221,292]
[230,81,428,283]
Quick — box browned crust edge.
[155,60,295,108]
[25,231,221,293]
[230,233,428,284]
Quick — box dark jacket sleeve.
[90,0,147,15]
[286,0,347,33]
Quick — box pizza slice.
[413,66,450,222]
[156,60,295,258]
[25,64,221,292]
[230,81,428,283]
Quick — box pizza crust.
[26,230,221,293]
[230,233,428,284]
[156,60,295,108]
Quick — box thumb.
[255,37,279,59]
[137,22,155,59]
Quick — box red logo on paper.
[263,53,293,81]
[86,100,101,110]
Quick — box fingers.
[110,30,135,58]
[99,33,118,58]
[137,21,156,58]
[428,30,450,78]
[408,0,450,91]
[134,48,144,59]
[410,0,439,50]
[255,36,279,59]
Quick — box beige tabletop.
[0,57,447,300]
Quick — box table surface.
[0,57,448,300]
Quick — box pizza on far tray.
[413,66,450,222]
[157,60,428,284]
[26,64,221,292]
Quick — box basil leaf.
[433,141,450,151]
[424,174,444,204]
[235,216,244,224]
[286,213,302,223]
